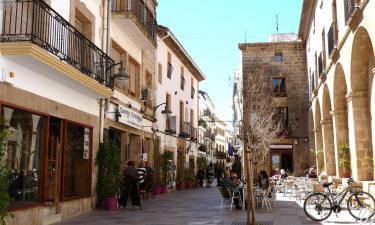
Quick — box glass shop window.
[1,106,46,207]
[63,123,91,199]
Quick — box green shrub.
[96,141,122,207]
[0,129,11,225]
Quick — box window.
[145,71,152,89]
[274,107,288,134]
[274,52,283,62]
[166,93,171,111]
[74,9,92,41]
[273,78,286,96]
[180,66,185,90]
[128,57,140,98]
[191,78,195,99]
[63,123,91,199]
[158,63,162,84]
[167,52,172,79]
[1,106,46,208]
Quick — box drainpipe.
[106,0,111,56]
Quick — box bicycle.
[303,178,375,221]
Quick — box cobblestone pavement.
[54,186,366,225]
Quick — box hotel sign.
[118,105,143,129]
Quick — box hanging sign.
[118,105,143,129]
[83,128,90,159]
[141,153,147,161]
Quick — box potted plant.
[0,129,12,224]
[96,141,122,210]
[338,143,351,178]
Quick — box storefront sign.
[269,144,293,149]
[83,128,90,159]
[118,105,143,129]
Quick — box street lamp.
[108,61,130,83]
[154,102,172,119]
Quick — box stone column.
[313,127,325,173]
[321,119,337,176]
[347,91,373,181]
[331,109,350,177]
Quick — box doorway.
[44,117,63,206]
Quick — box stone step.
[43,206,57,216]
[42,213,62,225]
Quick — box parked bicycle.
[303,178,375,221]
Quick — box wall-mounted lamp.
[108,61,130,84]
[155,102,172,119]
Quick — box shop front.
[105,101,154,170]
[269,144,293,175]
[0,86,99,225]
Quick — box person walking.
[119,161,142,209]
[144,161,154,198]
[138,162,146,192]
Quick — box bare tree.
[242,63,285,225]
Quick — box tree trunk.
[244,144,256,225]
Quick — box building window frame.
[273,78,286,96]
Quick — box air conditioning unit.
[141,88,152,101]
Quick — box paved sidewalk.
[54,187,365,225]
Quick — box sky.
[157,0,303,124]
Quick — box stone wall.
[240,41,310,176]
[5,206,43,225]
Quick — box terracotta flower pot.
[177,183,185,190]
[105,197,118,210]
[153,186,161,195]
[185,182,193,189]
[161,186,168,193]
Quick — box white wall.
[0,56,102,116]
[156,38,199,134]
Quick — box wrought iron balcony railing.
[112,0,157,40]
[166,116,176,134]
[344,0,359,25]
[179,121,190,138]
[190,127,198,141]
[0,0,114,89]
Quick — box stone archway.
[349,27,375,181]
[332,64,350,178]
[322,85,337,176]
[314,100,325,173]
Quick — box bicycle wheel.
[304,193,332,221]
[347,191,375,221]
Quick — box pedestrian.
[216,166,223,186]
[257,170,270,190]
[119,161,142,209]
[138,161,146,192]
[206,164,214,187]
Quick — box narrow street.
[53,185,359,225]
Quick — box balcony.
[204,129,216,142]
[327,23,337,58]
[112,0,157,48]
[0,0,114,90]
[190,127,198,141]
[165,116,176,134]
[344,0,359,25]
[179,121,190,138]
[318,52,325,77]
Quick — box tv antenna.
[276,14,280,41]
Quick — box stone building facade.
[299,0,375,183]
[239,38,310,176]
